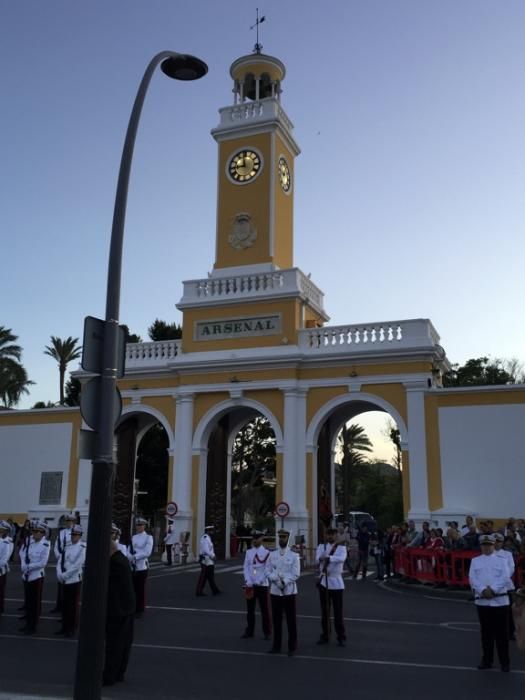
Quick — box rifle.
[129,538,136,572]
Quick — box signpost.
[274,500,290,530]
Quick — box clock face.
[228,149,262,183]
[278,157,291,192]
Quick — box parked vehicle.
[335,511,377,533]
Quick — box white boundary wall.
[438,404,525,519]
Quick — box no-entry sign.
[275,501,290,519]
[166,501,178,517]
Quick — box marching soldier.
[0,521,14,616]
[469,534,514,672]
[315,527,347,647]
[111,523,128,557]
[266,529,300,656]
[55,524,86,637]
[19,520,50,634]
[127,518,153,616]
[241,530,272,640]
[196,525,221,596]
[50,513,76,614]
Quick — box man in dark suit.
[103,540,136,687]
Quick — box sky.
[2,0,524,454]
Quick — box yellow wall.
[273,133,294,266]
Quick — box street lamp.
[73,51,207,700]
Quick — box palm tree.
[336,422,373,518]
[0,326,34,408]
[44,336,82,405]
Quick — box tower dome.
[229,53,286,103]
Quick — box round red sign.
[166,501,178,517]
[275,501,290,518]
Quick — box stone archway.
[306,393,408,545]
[113,407,174,544]
[192,398,283,558]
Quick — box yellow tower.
[178,50,329,353]
[212,53,298,271]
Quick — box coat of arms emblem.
[228,213,257,249]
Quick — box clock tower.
[211,52,298,272]
[177,50,329,352]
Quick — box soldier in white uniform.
[196,525,221,596]
[50,513,76,614]
[315,527,347,647]
[163,520,178,566]
[19,520,50,634]
[494,532,516,640]
[0,520,14,616]
[469,534,514,671]
[241,530,272,639]
[128,517,153,616]
[111,523,128,557]
[266,529,300,656]
[56,524,86,637]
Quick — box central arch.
[192,397,283,558]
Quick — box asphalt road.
[0,558,524,700]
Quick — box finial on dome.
[250,8,266,55]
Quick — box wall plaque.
[195,314,282,341]
[39,471,63,505]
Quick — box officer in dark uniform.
[103,539,136,686]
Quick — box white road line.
[1,633,520,675]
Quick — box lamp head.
[161,54,208,81]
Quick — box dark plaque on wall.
[39,471,63,505]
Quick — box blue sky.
[2,0,524,427]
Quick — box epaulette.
[80,542,86,548]
[43,542,50,547]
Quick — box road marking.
[1,633,520,675]
[146,604,468,629]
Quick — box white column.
[405,382,431,523]
[172,392,195,535]
[282,387,309,542]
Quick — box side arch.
[118,403,174,450]
[306,391,409,451]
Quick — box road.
[0,558,524,699]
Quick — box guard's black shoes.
[337,639,346,647]
[477,663,492,670]
[316,637,328,645]
[501,665,510,673]
[240,632,253,639]
[267,648,280,654]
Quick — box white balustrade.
[215,97,295,132]
[125,340,180,367]
[298,319,440,352]
[179,268,325,315]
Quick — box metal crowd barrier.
[393,546,525,587]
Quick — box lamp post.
[73,51,208,700]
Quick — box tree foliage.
[44,336,82,405]
[336,423,373,519]
[231,416,276,530]
[64,377,81,407]
[135,424,169,519]
[443,356,516,387]
[121,324,142,344]
[148,319,182,341]
[0,326,34,408]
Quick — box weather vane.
[250,8,266,54]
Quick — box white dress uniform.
[128,531,153,571]
[128,527,153,615]
[116,540,128,557]
[495,548,515,578]
[469,548,513,670]
[315,541,347,645]
[199,533,216,566]
[57,540,86,585]
[54,527,73,562]
[19,532,50,633]
[0,529,14,614]
[266,548,300,596]
[196,530,221,595]
[242,542,271,638]
[266,542,300,654]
